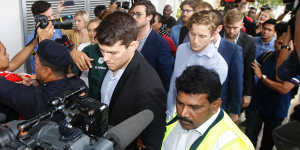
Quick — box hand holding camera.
[36,21,54,42]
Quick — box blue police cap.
[36,40,73,68]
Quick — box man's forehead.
[177,92,209,105]
[132,5,146,12]
[182,4,193,9]
[263,24,275,29]
[225,21,243,27]
[99,41,123,49]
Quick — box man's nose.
[181,106,190,118]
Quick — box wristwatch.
[261,74,267,80]
[281,45,291,51]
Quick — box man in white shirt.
[162,65,254,150]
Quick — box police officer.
[0,39,86,120]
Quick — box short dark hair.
[37,55,67,76]
[263,18,277,27]
[31,1,51,17]
[94,5,106,18]
[275,22,288,38]
[261,4,271,11]
[130,0,156,24]
[249,7,257,11]
[176,65,221,103]
[96,11,138,47]
[154,12,163,23]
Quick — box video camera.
[35,15,73,29]
[0,87,154,150]
[0,87,109,150]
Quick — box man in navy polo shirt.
[246,23,300,150]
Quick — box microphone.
[85,109,154,150]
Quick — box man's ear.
[128,41,139,51]
[147,14,153,23]
[210,98,222,113]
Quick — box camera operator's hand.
[70,47,93,71]
[37,22,54,42]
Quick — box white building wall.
[0,0,25,73]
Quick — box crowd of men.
[0,0,300,149]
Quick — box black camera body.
[35,15,73,29]
[0,87,109,150]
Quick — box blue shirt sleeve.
[25,31,38,73]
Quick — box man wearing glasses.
[128,1,174,91]
[170,0,196,46]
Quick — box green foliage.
[250,0,284,9]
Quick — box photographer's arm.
[102,2,118,19]
[56,0,65,18]
[6,22,54,72]
[6,39,37,72]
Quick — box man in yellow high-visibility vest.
[161,65,255,150]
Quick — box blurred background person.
[162,4,176,33]
[94,5,107,20]
[256,7,274,36]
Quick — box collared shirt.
[166,43,228,120]
[170,23,183,46]
[25,29,62,73]
[254,36,275,59]
[101,69,125,106]
[162,109,221,150]
[214,34,222,49]
[137,29,152,52]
